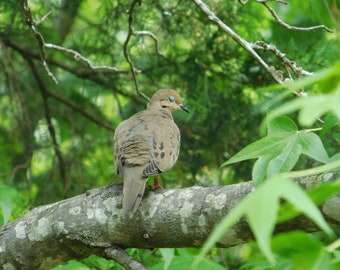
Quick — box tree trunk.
[1,172,339,269]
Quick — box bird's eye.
[168,96,175,102]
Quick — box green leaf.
[222,117,294,167]
[279,181,332,236]
[195,176,332,266]
[272,232,334,270]
[267,116,298,134]
[222,134,286,166]
[240,258,291,270]
[330,153,340,162]
[51,260,89,270]
[320,114,339,139]
[170,256,225,270]
[0,185,22,225]
[308,180,340,205]
[261,62,340,128]
[278,180,340,223]
[223,116,330,186]
[299,95,340,126]
[299,132,330,163]
[252,157,270,185]
[160,248,175,270]
[247,185,279,262]
[151,255,225,270]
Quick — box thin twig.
[123,0,150,102]
[239,0,288,5]
[322,0,340,30]
[19,0,58,84]
[0,159,31,181]
[45,43,124,73]
[46,89,115,132]
[261,1,333,33]
[251,41,313,77]
[4,37,140,104]
[250,41,317,98]
[191,0,283,83]
[35,10,52,25]
[134,30,165,56]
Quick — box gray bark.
[0,172,339,269]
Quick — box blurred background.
[0,0,339,268]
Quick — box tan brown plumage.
[114,89,189,214]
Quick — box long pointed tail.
[122,174,148,214]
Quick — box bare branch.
[239,0,288,6]
[46,89,115,132]
[191,0,283,83]
[18,0,58,84]
[45,43,124,73]
[134,30,165,57]
[192,0,333,86]
[250,41,313,78]
[0,159,31,182]
[124,0,150,102]
[35,10,52,26]
[3,37,140,104]
[261,1,333,33]
[105,247,146,270]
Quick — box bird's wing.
[113,113,153,175]
[143,119,180,176]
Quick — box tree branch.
[250,41,313,78]
[133,30,164,57]
[1,172,339,269]
[45,43,124,73]
[26,58,70,197]
[105,247,146,270]
[123,0,158,102]
[2,37,136,100]
[1,37,141,132]
[260,1,333,33]
[19,1,126,84]
[192,0,333,84]
[191,0,283,84]
[19,0,58,84]
[46,89,115,133]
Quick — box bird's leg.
[150,175,163,190]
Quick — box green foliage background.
[0,0,339,269]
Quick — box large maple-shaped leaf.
[194,176,333,266]
[222,116,330,186]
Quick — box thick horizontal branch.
[1,172,339,269]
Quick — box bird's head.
[149,89,189,113]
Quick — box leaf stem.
[281,160,340,179]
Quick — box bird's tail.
[122,171,148,214]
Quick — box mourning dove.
[114,89,189,214]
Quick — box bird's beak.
[180,104,189,113]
